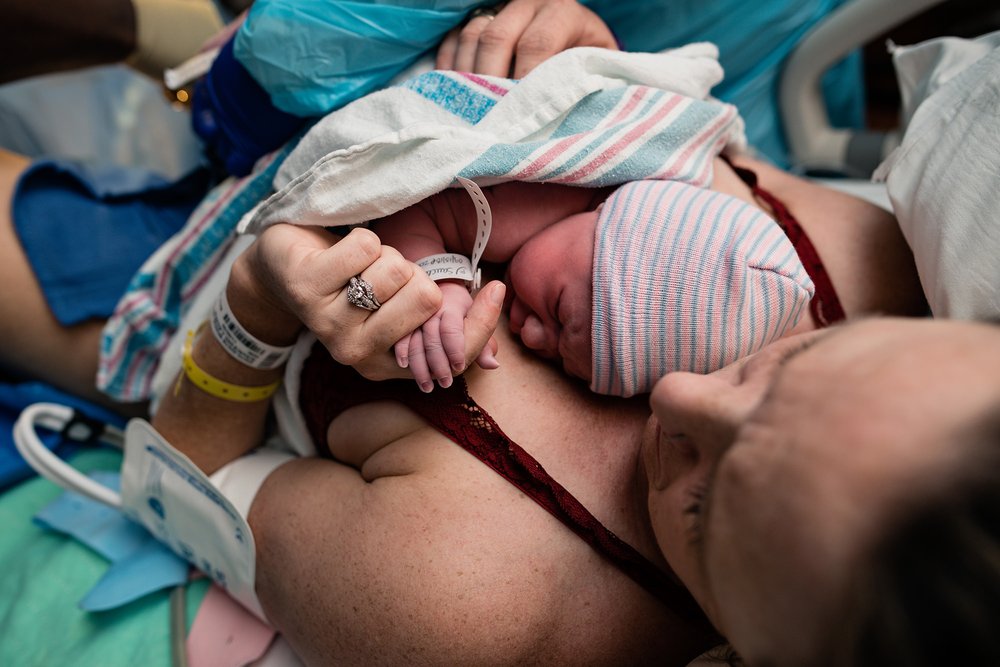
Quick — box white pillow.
[873,32,1000,320]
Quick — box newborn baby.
[374,176,814,396]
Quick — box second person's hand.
[436,0,618,79]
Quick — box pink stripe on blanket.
[555,94,686,183]
[656,106,738,184]
[458,72,510,97]
[153,176,247,304]
[514,88,649,180]
[124,349,155,398]
[102,177,246,373]
[181,245,231,301]
[605,87,652,126]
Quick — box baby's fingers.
[440,307,468,374]
[394,334,412,369]
[419,316,454,389]
[406,330,434,393]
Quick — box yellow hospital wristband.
[179,329,281,402]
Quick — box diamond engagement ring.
[347,276,381,311]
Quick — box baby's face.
[506,210,597,382]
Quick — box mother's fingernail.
[491,282,505,305]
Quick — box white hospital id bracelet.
[414,176,494,291]
[211,289,294,370]
[417,253,475,282]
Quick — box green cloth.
[0,448,208,666]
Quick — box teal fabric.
[585,0,863,166]
[0,448,208,666]
[235,0,863,166]
[235,0,481,116]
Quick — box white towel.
[240,44,745,234]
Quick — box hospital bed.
[2,0,992,665]
[781,0,949,212]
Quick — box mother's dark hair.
[831,407,1000,667]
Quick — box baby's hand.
[394,282,499,392]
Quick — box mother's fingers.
[454,281,506,372]
[315,258,440,368]
[333,244,418,329]
[300,227,384,298]
[351,281,505,382]
[357,264,441,349]
[443,2,535,77]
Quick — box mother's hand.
[436,0,618,79]
[232,224,504,380]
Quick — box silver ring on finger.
[469,2,507,21]
[347,275,382,311]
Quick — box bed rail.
[780,0,948,176]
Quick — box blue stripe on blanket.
[401,72,498,124]
[549,88,628,139]
[457,86,731,187]
[458,143,536,180]
[598,102,726,183]
[99,141,298,399]
[459,89,664,182]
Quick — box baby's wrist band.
[211,289,294,370]
[414,176,494,291]
[179,329,281,402]
[416,253,475,282]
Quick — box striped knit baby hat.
[590,180,815,397]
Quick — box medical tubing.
[13,402,122,508]
[169,585,189,667]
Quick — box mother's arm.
[152,223,505,473]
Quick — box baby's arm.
[374,196,453,264]
[421,181,613,260]
[373,182,608,390]
[378,181,610,261]
[373,197,495,391]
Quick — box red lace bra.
[726,158,845,327]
